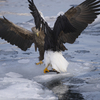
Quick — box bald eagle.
[0,0,100,73]
[27,0,100,73]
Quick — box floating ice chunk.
[6,72,23,78]
[18,59,30,64]
[97,84,100,88]
[67,62,95,76]
[83,91,100,100]
[83,67,89,69]
[91,15,100,26]
[2,63,6,66]
[57,11,64,16]
[83,63,90,66]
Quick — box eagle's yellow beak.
[36,32,39,37]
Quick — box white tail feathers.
[44,50,69,73]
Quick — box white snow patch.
[0,73,57,99]
[18,59,30,64]
[34,73,72,84]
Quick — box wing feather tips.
[83,0,96,6]
[28,0,42,30]
[75,0,100,24]
[88,0,100,7]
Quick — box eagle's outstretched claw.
[36,61,43,65]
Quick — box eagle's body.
[42,15,76,73]
[0,0,100,73]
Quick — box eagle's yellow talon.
[44,67,49,73]
[36,61,43,65]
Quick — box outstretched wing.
[28,0,45,31]
[0,17,34,51]
[59,0,100,44]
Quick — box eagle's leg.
[36,60,43,65]
[44,64,50,73]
